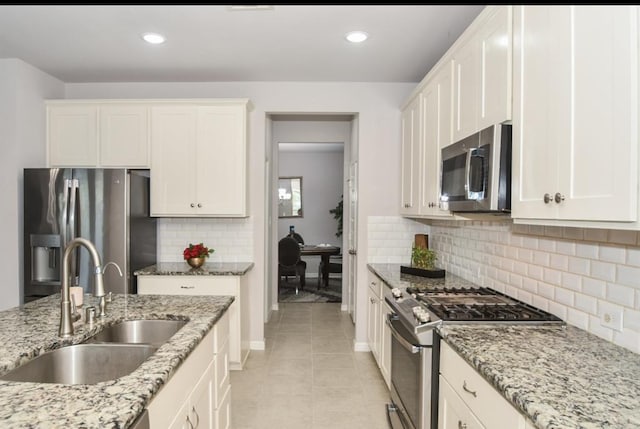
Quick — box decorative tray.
[400,265,446,278]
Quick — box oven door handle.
[386,314,421,354]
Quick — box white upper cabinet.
[420,62,455,217]
[99,105,149,167]
[47,104,98,167]
[47,102,149,168]
[400,95,422,216]
[150,99,249,217]
[512,6,638,224]
[453,6,512,143]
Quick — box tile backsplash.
[428,219,640,354]
[157,218,253,263]
[367,216,431,264]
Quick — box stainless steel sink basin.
[0,344,156,384]
[85,319,187,347]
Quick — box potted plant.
[411,246,437,270]
[329,195,343,238]
[183,242,214,269]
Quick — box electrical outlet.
[601,309,624,332]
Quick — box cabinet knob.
[370,297,377,304]
[190,203,195,208]
[197,203,202,208]
[554,192,565,204]
[458,421,468,429]
[180,285,195,289]
[543,193,552,204]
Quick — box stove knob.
[391,288,403,299]
[417,311,430,323]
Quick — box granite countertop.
[367,263,640,429]
[135,261,254,276]
[0,293,234,428]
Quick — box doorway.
[265,114,358,317]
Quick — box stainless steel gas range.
[384,282,564,429]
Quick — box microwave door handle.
[386,314,421,354]
[61,179,70,248]
[465,149,472,199]
[68,179,79,284]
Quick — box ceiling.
[0,5,485,83]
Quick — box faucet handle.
[106,291,112,303]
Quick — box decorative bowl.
[186,257,205,269]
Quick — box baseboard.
[250,340,265,350]
[353,341,371,352]
[272,303,279,311]
[341,304,348,312]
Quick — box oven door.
[386,314,433,429]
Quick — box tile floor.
[230,302,391,429]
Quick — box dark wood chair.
[278,236,307,294]
[317,254,342,289]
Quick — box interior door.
[347,161,358,322]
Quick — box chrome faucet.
[59,237,105,337]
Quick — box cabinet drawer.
[438,375,485,429]
[138,275,239,296]
[213,337,230,408]
[368,271,383,298]
[440,342,524,429]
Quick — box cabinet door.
[150,106,198,216]
[196,105,247,216]
[47,105,98,167]
[421,65,455,218]
[190,361,214,429]
[438,376,485,429]
[99,105,149,167]
[557,6,638,221]
[478,6,512,129]
[513,6,638,222]
[452,35,480,142]
[512,6,567,219]
[401,95,422,215]
[367,285,380,362]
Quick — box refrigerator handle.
[62,179,70,247]
[68,179,79,284]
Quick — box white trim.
[341,304,348,312]
[271,303,279,311]
[353,341,371,352]
[250,340,266,350]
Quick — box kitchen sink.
[85,319,187,347]
[0,343,157,385]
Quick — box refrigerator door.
[128,170,156,294]
[23,168,73,302]
[72,169,128,296]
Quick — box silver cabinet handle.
[186,415,194,429]
[543,193,552,204]
[458,421,468,429]
[555,192,565,203]
[191,405,200,428]
[462,380,477,397]
[370,297,377,304]
[180,285,195,289]
[197,203,202,208]
[190,203,195,208]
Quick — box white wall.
[427,219,640,354]
[0,59,64,310]
[65,81,415,349]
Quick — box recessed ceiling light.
[345,31,368,43]
[142,33,166,44]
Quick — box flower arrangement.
[411,246,437,270]
[183,243,214,260]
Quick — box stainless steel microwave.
[440,124,512,213]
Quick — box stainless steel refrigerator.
[23,168,157,303]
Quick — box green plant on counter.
[412,246,437,270]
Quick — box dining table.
[299,244,340,288]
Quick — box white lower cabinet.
[137,275,250,370]
[366,269,392,388]
[149,310,231,429]
[439,341,531,429]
